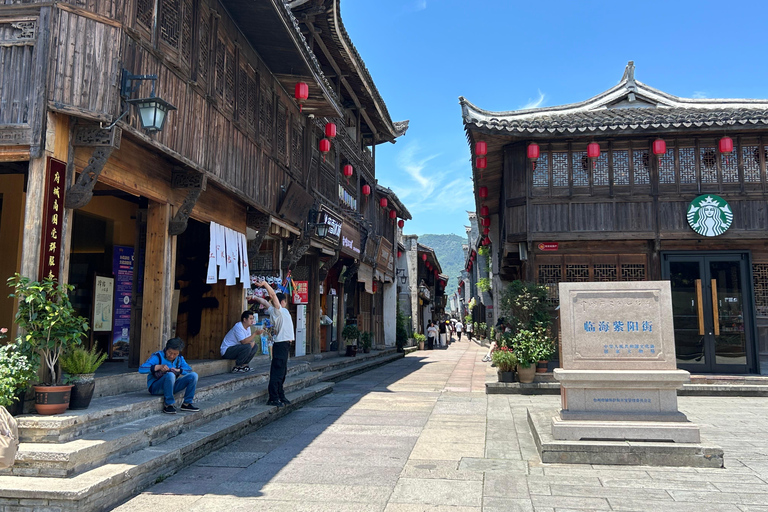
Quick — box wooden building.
[0,0,409,364]
[462,62,768,374]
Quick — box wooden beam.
[0,146,30,162]
[140,201,174,363]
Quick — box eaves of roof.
[375,184,412,220]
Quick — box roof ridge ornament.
[621,61,637,102]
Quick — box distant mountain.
[418,233,466,293]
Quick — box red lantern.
[478,186,488,199]
[362,184,371,196]
[527,142,540,161]
[483,227,490,235]
[319,138,331,162]
[719,136,734,155]
[433,269,438,276]
[379,197,388,208]
[482,217,491,227]
[476,157,487,169]
[325,123,337,139]
[482,237,491,246]
[587,142,601,159]
[421,253,427,262]
[397,250,402,258]
[398,219,405,229]
[372,281,378,293]
[343,164,353,184]
[475,141,487,156]
[294,82,308,112]
[480,205,489,217]
[652,138,666,156]
[389,209,397,221]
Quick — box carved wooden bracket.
[73,125,122,148]
[246,210,271,253]
[64,146,114,209]
[282,229,311,271]
[169,173,207,236]
[318,251,339,281]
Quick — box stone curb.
[317,352,404,383]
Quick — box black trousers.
[223,343,258,366]
[268,341,290,401]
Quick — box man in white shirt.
[254,280,295,407]
[220,310,259,373]
[455,320,464,341]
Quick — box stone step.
[315,350,403,383]
[486,379,768,396]
[308,347,398,374]
[16,360,311,443]
[4,371,322,478]
[0,382,333,512]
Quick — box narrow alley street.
[114,339,768,512]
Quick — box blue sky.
[341,0,768,237]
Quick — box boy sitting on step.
[138,337,200,414]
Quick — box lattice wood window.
[552,152,568,187]
[613,150,630,185]
[620,264,646,281]
[237,66,248,122]
[158,0,194,69]
[136,0,154,32]
[292,124,303,172]
[249,240,276,272]
[259,84,274,146]
[214,37,225,98]
[247,75,258,130]
[225,47,235,109]
[593,264,618,281]
[753,263,768,316]
[276,103,287,160]
[537,256,646,304]
[722,150,739,183]
[320,168,335,200]
[566,264,589,282]
[743,146,762,182]
[679,147,696,184]
[594,151,609,186]
[658,147,675,184]
[632,149,650,185]
[700,146,718,183]
[572,151,588,186]
[538,264,562,303]
[532,152,549,187]
[197,10,211,85]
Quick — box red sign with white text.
[537,242,559,252]
[39,157,66,281]
[292,281,309,304]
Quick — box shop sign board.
[111,246,134,360]
[538,242,559,251]
[39,157,66,281]
[340,223,361,258]
[93,275,114,332]
[293,280,309,304]
[318,206,343,243]
[687,194,733,237]
[377,237,394,275]
[277,181,314,226]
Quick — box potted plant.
[0,328,38,416]
[60,345,107,410]
[414,333,426,350]
[342,324,360,357]
[8,274,89,415]
[491,346,517,383]
[360,331,372,353]
[511,327,553,383]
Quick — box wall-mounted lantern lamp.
[102,68,177,132]
[308,208,329,238]
[396,268,407,285]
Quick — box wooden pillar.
[309,256,320,354]
[140,201,175,362]
[19,156,46,279]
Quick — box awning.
[358,263,373,294]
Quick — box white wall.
[383,281,396,346]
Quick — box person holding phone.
[138,337,199,414]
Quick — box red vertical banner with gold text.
[38,157,66,282]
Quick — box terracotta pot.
[497,370,515,383]
[33,385,73,415]
[418,341,424,350]
[536,360,549,373]
[517,364,536,384]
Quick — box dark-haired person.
[138,337,199,414]
[220,310,260,373]
[254,280,294,407]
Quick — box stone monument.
[527,280,723,467]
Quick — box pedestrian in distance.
[254,280,295,408]
[455,320,463,341]
[138,337,200,414]
[438,320,447,348]
[426,321,438,350]
[220,310,261,373]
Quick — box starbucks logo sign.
[687,194,733,237]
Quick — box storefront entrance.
[662,252,757,374]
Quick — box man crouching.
[139,337,200,414]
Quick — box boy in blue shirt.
[138,337,200,414]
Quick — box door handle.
[695,279,705,335]
[711,279,720,336]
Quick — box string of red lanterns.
[379,197,388,209]
[527,142,540,170]
[478,186,488,199]
[343,164,353,184]
[480,205,489,217]
[294,82,308,112]
[325,123,336,139]
[319,138,330,162]
[398,219,405,229]
[389,209,397,222]
[362,184,371,197]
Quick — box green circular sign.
[686,194,733,237]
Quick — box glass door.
[663,253,753,373]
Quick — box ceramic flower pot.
[497,370,515,383]
[536,360,549,373]
[68,373,96,410]
[517,364,536,384]
[33,384,73,415]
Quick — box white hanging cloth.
[239,232,250,289]
[206,222,217,284]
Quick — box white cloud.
[520,89,545,109]
[692,91,708,99]
[402,0,427,13]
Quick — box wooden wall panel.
[531,204,568,232]
[615,202,654,232]
[741,200,768,231]
[571,203,615,231]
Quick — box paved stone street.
[115,339,768,512]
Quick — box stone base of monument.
[528,409,724,468]
[554,369,699,442]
